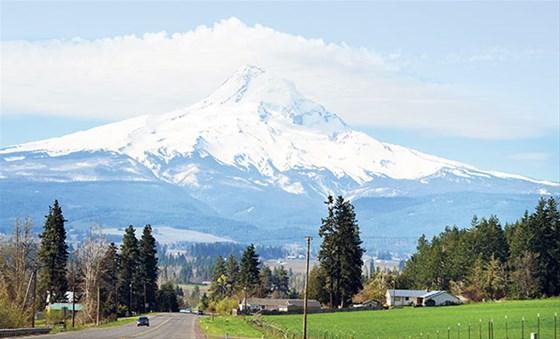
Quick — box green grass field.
[199,316,264,338]
[263,299,560,339]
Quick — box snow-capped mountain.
[1,65,557,247]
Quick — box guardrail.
[0,327,52,338]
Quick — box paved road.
[20,313,204,339]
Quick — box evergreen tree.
[37,200,69,304]
[318,195,364,308]
[156,282,179,312]
[225,255,239,297]
[139,225,158,312]
[333,196,365,307]
[100,242,120,320]
[543,197,560,295]
[209,256,227,301]
[198,292,209,311]
[239,244,260,298]
[472,216,508,262]
[271,266,289,297]
[118,225,141,315]
[257,266,273,297]
[307,266,329,305]
[318,195,338,308]
[506,211,532,259]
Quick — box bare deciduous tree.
[0,217,38,327]
[75,226,108,325]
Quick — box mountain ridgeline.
[1,65,558,248]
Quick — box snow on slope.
[1,65,556,193]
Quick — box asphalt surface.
[19,313,204,339]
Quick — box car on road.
[196,309,204,315]
[136,316,150,327]
[179,308,192,313]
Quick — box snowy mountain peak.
[1,65,557,199]
[204,64,297,105]
[198,65,347,133]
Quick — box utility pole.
[31,269,37,328]
[302,236,312,339]
[96,285,100,326]
[71,281,75,328]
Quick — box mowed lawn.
[264,299,560,339]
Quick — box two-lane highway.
[19,313,204,339]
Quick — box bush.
[214,297,239,315]
[44,310,67,325]
[0,294,30,328]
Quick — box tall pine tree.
[139,225,158,312]
[100,242,120,320]
[209,256,227,301]
[318,195,338,308]
[239,244,260,299]
[318,195,364,308]
[333,196,364,307]
[38,200,69,304]
[225,255,239,297]
[119,225,141,315]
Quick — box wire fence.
[238,312,559,339]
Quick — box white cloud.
[0,17,555,139]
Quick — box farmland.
[260,299,560,339]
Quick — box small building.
[386,289,460,307]
[239,298,321,313]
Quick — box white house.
[386,289,460,307]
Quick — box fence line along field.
[261,298,560,339]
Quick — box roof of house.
[286,299,321,308]
[422,291,459,300]
[386,289,459,300]
[243,298,320,308]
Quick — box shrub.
[214,297,239,315]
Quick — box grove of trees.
[0,200,179,329]
[354,196,560,304]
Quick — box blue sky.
[1,1,558,181]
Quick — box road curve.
[19,313,204,339]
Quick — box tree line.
[0,200,179,328]
[356,196,560,304]
[203,244,299,314]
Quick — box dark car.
[197,309,204,315]
[137,316,150,327]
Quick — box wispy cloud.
[1,18,556,139]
